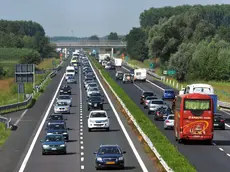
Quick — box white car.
[148,99,167,114]
[87,110,110,131]
[164,115,174,130]
[85,83,98,90]
[102,61,107,66]
[87,87,100,97]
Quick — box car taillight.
[220,119,225,122]
[145,100,148,104]
[165,120,169,123]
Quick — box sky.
[0,0,229,37]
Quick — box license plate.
[214,124,219,126]
[51,148,57,150]
[106,162,115,164]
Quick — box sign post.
[150,63,154,69]
[52,60,56,69]
[15,64,35,101]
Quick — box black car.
[110,64,115,70]
[88,92,103,98]
[94,145,126,170]
[48,114,66,121]
[140,91,156,104]
[214,114,225,130]
[60,85,71,95]
[87,96,104,111]
[46,122,69,140]
[115,71,124,80]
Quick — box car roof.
[50,113,63,116]
[45,134,63,137]
[151,99,164,101]
[165,89,174,91]
[90,110,106,114]
[99,144,119,148]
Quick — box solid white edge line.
[18,74,65,172]
[14,109,28,126]
[89,60,149,172]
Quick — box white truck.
[134,68,147,81]
[65,66,75,80]
[114,58,122,67]
[99,54,105,63]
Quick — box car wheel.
[88,107,90,111]
[222,126,225,130]
[106,127,110,131]
[63,151,67,155]
[164,126,167,130]
[120,166,125,170]
[42,151,46,155]
[96,167,99,170]
[101,106,103,110]
[88,128,91,132]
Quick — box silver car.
[67,76,76,84]
[148,99,167,114]
[86,83,98,90]
[54,101,70,114]
[144,96,158,108]
[57,95,72,106]
[164,115,174,130]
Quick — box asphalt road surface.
[104,64,230,172]
[12,64,156,172]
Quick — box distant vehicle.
[48,114,65,121]
[87,87,100,97]
[122,73,134,83]
[84,80,96,88]
[105,62,112,69]
[162,89,175,100]
[65,73,74,80]
[60,85,71,95]
[154,106,172,121]
[140,91,156,104]
[46,122,69,140]
[134,68,147,81]
[147,99,167,114]
[57,95,72,106]
[88,92,103,99]
[164,115,174,130]
[214,114,225,130]
[87,96,104,111]
[40,134,67,155]
[46,119,66,128]
[87,110,110,131]
[66,76,76,84]
[174,93,214,144]
[143,96,158,108]
[54,101,70,114]
[65,66,75,78]
[94,145,126,170]
[115,71,124,80]
[114,58,122,67]
[85,83,98,90]
[102,61,107,66]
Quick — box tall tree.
[89,35,99,40]
[108,32,118,40]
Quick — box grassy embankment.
[90,57,196,172]
[0,58,60,106]
[0,123,10,146]
[125,58,230,103]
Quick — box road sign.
[60,53,63,57]
[125,56,129,61]
[15,64,35,83]
[52,60,56,67]
[150,63,154,69]
[18,83,24,94]
[168,70,176,75]
[163,70,167,75]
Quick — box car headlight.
[43,145,49,148]
[63,132,68,134]
[47,133,52,135]
[118,156,124,161]
[60,90,63,92]
[88,102,92,105]
[89,120,94,123]
[103,119,108,123]
[97,157,102,161]
[60,144,66,147]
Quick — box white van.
[180,83,214,95]
[134,68,147,81]
[114,58,122,67]
[65,66,75,80]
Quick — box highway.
[11,63,157,172]
[104,64,230,172]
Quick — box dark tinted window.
[59,95,70,99]
[143,92,154,97]
[90,97,102,101]
[50,115,63,120]
[90,112,106,118]
[168,115,174,120]
[151,100,164,104]
[98,147,121,155]
[48,124,65,130]
[45,135,64,142]
[165,90,174,94]
[146,96,157,100]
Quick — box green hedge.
[90,57,196,172]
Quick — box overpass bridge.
[52,40,126,48]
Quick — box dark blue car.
[94,145,126,170]
[40,134,67,155]
[46,122,69,140]
[162,89,175,100]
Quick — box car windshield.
[165,90,174,94]
[50,115,63,120]
[90,112,107,118]
[90,93,101,97]
[89,88,99,91]
[146,96,157,100]
[168,115,174,120]
[67,74,73,76]
[90,97,101,101]
[56,102,68,106]
[98,147,121,155]
[89,84,97,87]
[58,96,70,100]
[117,73,123,76]
[68,76,74,79]
[44,135,64,142]
[151,100,164,104]
[143,92,154,97]
[67,70,75,73]
[48,124,65,130]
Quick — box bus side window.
[185,87,190,94]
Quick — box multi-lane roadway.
[0,60,158,172]
[103,64,230,172]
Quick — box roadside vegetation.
[119,4,230,102]
[90,57,196,172]
[0,123,10,146]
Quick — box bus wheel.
[175,137,178,141]
[178,139,183,144]
[205,140,212,145]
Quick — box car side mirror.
[93,152,97,154]
[122,151,126,154]
[40,140,44,143]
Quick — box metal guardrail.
[122,61,230,109]
[0,61,64,114]
[0,116,12,129]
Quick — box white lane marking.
[80,122,83,125]
[80,118,83,121]
[81,146,84,149]
[219,148,224,151]
[212,143,216,146]
[134,84,145,92]
[122,66,164,91]
[90,61,149,172]
[81,165,84,169]
[80,116,82,119]
[18,74,65,172]
[81,157,84,161]
[14,109,28,126]
[80,136,83,140]
[80,132,83,135]
[80,125,83,128]
[81,152,84,155]
[80,128,83,132]
[80,141,83,144]
[227,154,230,157]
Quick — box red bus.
[174,93,214,144]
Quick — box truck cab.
[134,68,147,81]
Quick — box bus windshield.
[184,99,210,110]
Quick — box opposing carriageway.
[103,64,230,172]
[7,64,157,172]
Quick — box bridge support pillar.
[111,48,114,57]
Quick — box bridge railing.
[53,40,126,46]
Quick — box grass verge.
[0,123,10,146]
[90,57,196,172]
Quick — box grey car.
[66,76,76,84]
[54,101,70,114]
[57,95,72,106]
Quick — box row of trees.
[0,20,57,78]
[126,4,230,81]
